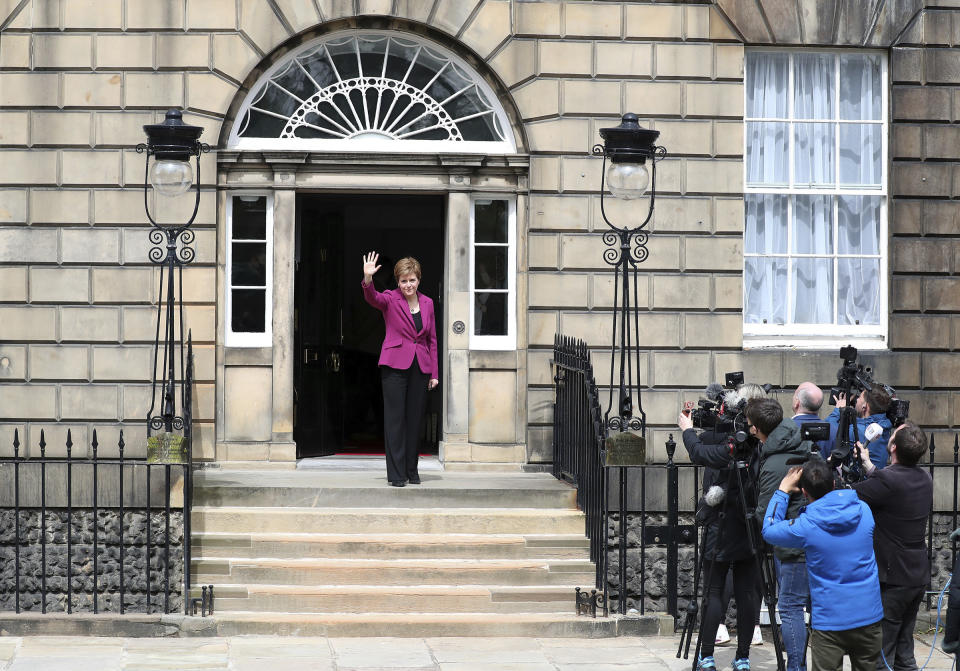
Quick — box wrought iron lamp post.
[138,108,208,440]
[593,113,666,615]
[138,109,208,615]
[593,112,665,448]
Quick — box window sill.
[743,334,887,351]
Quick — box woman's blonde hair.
[394,257,422,282]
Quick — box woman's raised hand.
[362,251,381,284]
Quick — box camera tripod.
[677,445,786,671]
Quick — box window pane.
[475,246,507,289]
[792,195,833,254]
[794,53,835,120]
[838,258,881,325]
[475,200,507,243]
[746,52,789,118]
[232,242,267,286]
[475,292,506,335]
[839,123,881,187]
[744,194,788,254]
[233,196,267,239]
[232,289,266,332]
[794,122,835,187]
[744,257,787,324]
[838,196,881,255]
[839,54,881,120]
[792,258,833,324]
[746,122,788,186]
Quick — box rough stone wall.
[0,509,184,614]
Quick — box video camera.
[827,345,910,428]
[688,371,771,459]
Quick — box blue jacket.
[825,409,892,468]
[762,488,883,631]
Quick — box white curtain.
[744,194,788,323]
[746,53,789,186]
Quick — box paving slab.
[331,637,435,668]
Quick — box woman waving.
[361,252,439,487]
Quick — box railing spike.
[39,429,46,455]
[13,428,19,454]
[954,434,959,464]
[66,429,73,457]
[91,428,99,457]
[930,433,936,462]
[118,429,125,456]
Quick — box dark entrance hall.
[294,193,445,458]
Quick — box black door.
[294,194,444,458]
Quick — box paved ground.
[0,632,954,671]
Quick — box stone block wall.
[1,0,959,467]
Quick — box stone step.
[192,472,577,510]
[0,612,669,638]
[209,612,665,637]
[191,557,597,586]
[191,532,590,560]
[190,584,582,614]
[191,507,587,535]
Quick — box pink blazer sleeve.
[425,297,439,380]
[361,280,390,310]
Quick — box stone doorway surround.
[214,152,530,469]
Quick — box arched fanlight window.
[229,30,516,153]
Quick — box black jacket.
[754,418,818,562]
[682,428,759,562]
[851,463,933,586]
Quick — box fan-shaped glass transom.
[229,31,515,153]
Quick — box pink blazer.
[361,281,439,379]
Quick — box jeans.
[776,558,810,671]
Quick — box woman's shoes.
[407,476,421,485]
[389,480,406,487]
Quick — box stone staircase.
[188,467,660,636]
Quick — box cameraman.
[827,387,893,468]
[678,406,760,671]
[851,422,932,671]
[747,398,819,671]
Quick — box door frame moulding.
[213,151,530,465]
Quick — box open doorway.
[294,193,445,458]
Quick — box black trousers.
[381,359,428,483]
[877,583,925,671]
[700,558,757,659]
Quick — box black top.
[852,463,933,586]
[412,310,423,333]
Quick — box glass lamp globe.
[606,161,650,200]
[149,159,193,197]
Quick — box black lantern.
[592,113,666,438]
[136,109,208,437]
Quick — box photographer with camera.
[762,460,883,671]
[747,398,819,671]
[850,422,932,671]
[678,384,764,671]
[827,386,893,470]
[791,382,831,459]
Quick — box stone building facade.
[0,0,958,469]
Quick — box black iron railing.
[553,335,960,619]
[0,343,195,615]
